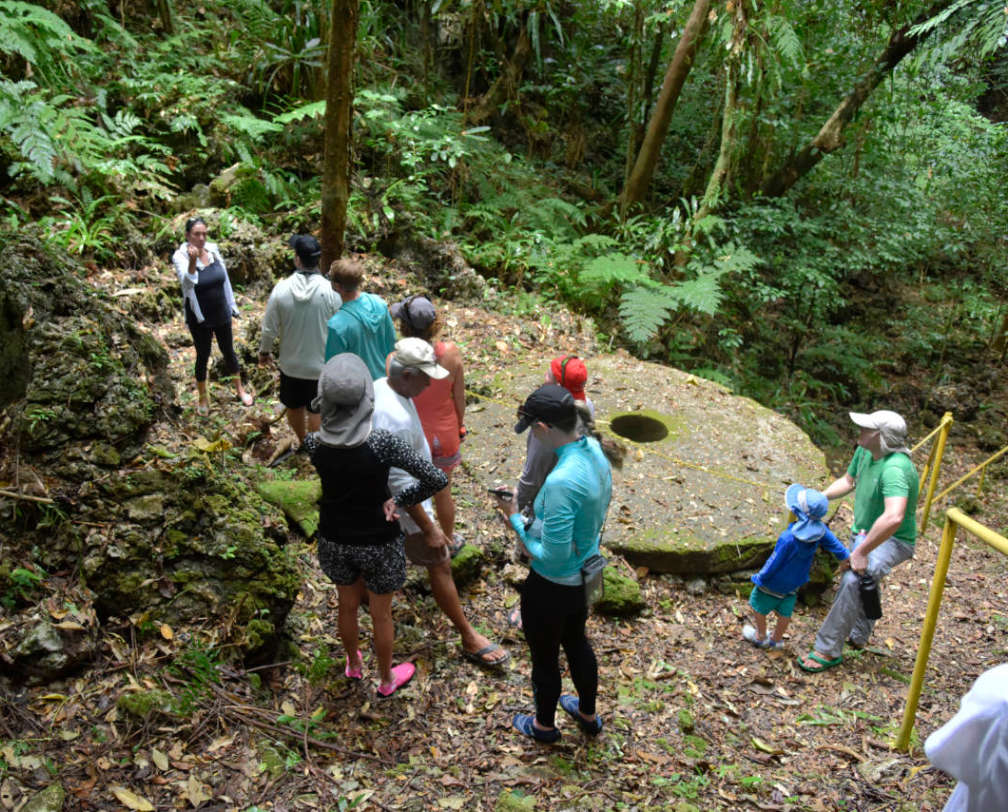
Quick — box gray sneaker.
[742,623,770,649]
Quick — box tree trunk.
[621,3,644,194]
[693,0,749,225]
[467,22,532,125]
[620,0,712,215]
[760,1,952,198]
[321,0,359,272]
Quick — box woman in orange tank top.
[391,295,466,552]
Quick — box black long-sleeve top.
[304,429,447,545]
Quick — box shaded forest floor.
[3,258,1008,811]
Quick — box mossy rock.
[256,479,321,537]
[596,567,645,617]
[19,784,65,812]
[117,689,176,722]
[495,789,536,811]
[465,353,830,577]
[450,544,484,587]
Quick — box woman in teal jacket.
[494,383,612,742]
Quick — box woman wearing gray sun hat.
[302,353,447,697]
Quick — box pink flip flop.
[377,662,415,697]
[345,651,363,680]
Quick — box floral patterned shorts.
[317,536,406,595]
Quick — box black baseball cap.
[289,235,322,265]
[514,384,576,433]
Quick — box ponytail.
[575,400,625,469]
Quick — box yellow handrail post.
[918,412,953,536]
[975,464,986,497]
[895,511,957,751]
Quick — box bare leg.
[367,591,396,685]
[336,580,364,667]
[432,470,455,538]
[427,561,506,663]
[196,379,209,411]
[307,412,321,434]
[770,616,790,644]
[286,406,308,443]
[234,375,253,406]
[752,612,768,638]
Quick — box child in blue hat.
[742,484,849,649]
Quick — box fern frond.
[273,100,326,123]
[667,272,725,316]
[619,286,675,344]
[764,15,804,69]
[221,112,283,140]
[573,233,619,254]
[580,253,650,287]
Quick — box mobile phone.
[487,486,513,498]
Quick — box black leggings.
[521,569,598,728]
[187,319,241,383]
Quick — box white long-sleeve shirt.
[172,241,238,324]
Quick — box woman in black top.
[304,353,447,697]
[171,217,253,413]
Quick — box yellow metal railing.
[895,508,1008,751]
[913,412,953,535]
[932,442,1008,504]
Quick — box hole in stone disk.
[609,413,668,443]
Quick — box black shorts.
[279,372,320,411]
[317,537,406,595]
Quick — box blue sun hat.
[785,484,829,541]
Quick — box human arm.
[511,478,579,567]
[822,472,855,500]
[849,495,906,573]
[212,246,240,318]
[442,343,466,431]
[820,528,850,564]
[378,432,448,508]
[258,290,280,358]
[516,433,554,513]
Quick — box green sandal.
[797,651,843,673]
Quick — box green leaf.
[619,286,674,344]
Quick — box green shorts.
[749,586,797,618]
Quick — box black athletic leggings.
[187,319,241,383]
[520,569,598,728]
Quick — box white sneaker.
[742,624,770,648]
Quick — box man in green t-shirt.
[797,410,918,673]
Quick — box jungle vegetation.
[1,0,1006,445]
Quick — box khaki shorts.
[403,532,450,567]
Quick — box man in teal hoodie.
[325,258,396,380]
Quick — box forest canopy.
[1,0,1006,442]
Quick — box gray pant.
[814,537,914,659]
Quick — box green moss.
[243,618,275,650]
[256,479,321,537]
[117,689,174,721]
[678,709,695,733]
[597,568,645,617]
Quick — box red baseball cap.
[550,355,587,401]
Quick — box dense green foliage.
[1,0,1005,442]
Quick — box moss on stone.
[597,568,645,617]
[117,689,175,721]
[450,545,484,588]
[256,479,321,537]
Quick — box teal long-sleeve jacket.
[509,436,612,586]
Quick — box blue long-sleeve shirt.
[509,436,612,586]
[751,523,849,597]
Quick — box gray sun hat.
[311,354,374,447]
[849,410,910,454]
[391,295,437,332]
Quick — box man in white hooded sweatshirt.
[259,235,342,443]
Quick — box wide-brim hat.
[311,354,374,447]
[785,483,829,541]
